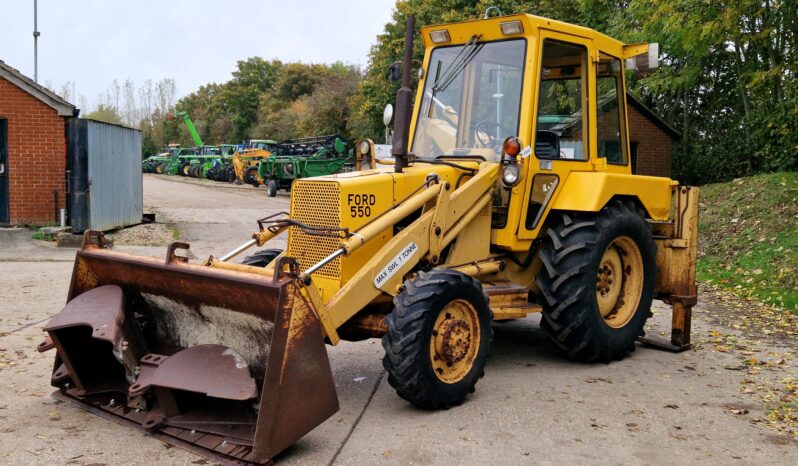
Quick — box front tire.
[536,201,657,362]
[240,249,282,268]
[267,179,278,197]
[383,269,493,409]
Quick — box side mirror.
[383,104,394,126]
[388,62,402,83]
[624,43,659,75]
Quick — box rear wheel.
[383,269,493,409]
[240,249,282,268]
[536,201,656,362]
[267,180,278,197]
[244,166,260,187]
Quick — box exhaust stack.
[391,15,416,173]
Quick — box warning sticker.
[374,242,418,289]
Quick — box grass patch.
[698,172,798,312]
[31,230,51,241]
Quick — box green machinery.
[206,144,239,182]
[144,145,197,174]
[163,111,226,177]
[185,146,224,178]
[257,135,352,196]
[142,149,169,173]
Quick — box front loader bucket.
[39,238,338,464]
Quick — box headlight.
[501,163,520,186]
[359,140,370,155]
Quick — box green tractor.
[206,144,239,182]
[186,146,225,178]
[257,135,353,197]
[162,112,205,176]
[147,145,197,174]
[142,148,169,173]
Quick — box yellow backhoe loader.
[38,13,698,465]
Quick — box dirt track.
[0,174,795,465]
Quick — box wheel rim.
[429,299,480,384]
[596,236,643,329]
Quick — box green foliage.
[163,60,362,145]
[351,0,796,184]
[84,104,123,125]
[135,0,795,183]
[697,173,798,312]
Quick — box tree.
[84,104,123,125]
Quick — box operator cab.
[411,38,524,162]
[408,13,656,169]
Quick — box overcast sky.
[0,0,395,109]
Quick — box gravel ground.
[0,174,795,465]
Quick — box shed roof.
[0,59,77,117]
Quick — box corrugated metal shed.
[68,119,142,233]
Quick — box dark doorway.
[0,119,8,224]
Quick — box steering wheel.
[474,120,515,148]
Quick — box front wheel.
[383,269,493,409]
[240,248,282,268]
[536,201,657,362]
[267,180,278,197]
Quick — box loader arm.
[315,163,499,329]
[174,111,203,147]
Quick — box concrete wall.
[0,76,67,225]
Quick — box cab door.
[516,30,595,240]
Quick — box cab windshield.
[411,39,525,160]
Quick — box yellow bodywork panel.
[288,162,481,302]
[550,171,674,221]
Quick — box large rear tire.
[383,269,493,409]
[536,201,657,362]
[240,249,282,268]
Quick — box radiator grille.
[287,181,341,278]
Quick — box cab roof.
[419,13,626,50]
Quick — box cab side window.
[595,52,628,164]
[535,40,588,161]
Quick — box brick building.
[624,93,680,177]
[0,60,77,225]
[551,92,679,178]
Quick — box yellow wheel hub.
[430,299,480,384]
[596,236,643,328]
